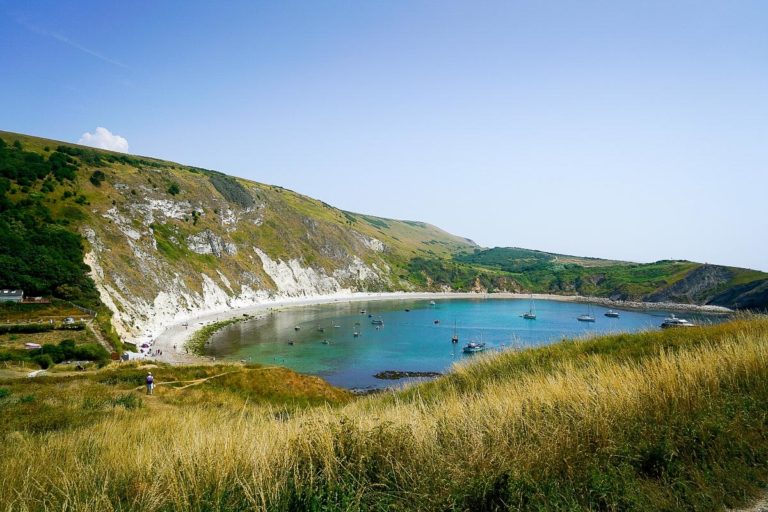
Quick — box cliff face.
[643,264,768,310]
[644,264,734,304]
[0,131,476,345]
[79,165,476,344]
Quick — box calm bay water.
[208,298,721,389]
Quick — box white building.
[0,290,24,303]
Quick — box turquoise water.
[208,298,722,389]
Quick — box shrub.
[89,170,106,187]
[0,324,55,334]
[73,343,109,363]
[33,354,53,369]
[167,182,180,195]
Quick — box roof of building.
[0,289,24,297]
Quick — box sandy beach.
[147,291,732,364]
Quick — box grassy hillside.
[0,130,477,345]
[436,247,768,310]
[1,317,767,510]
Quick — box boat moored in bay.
[462,341,486,354]
[660,314,694,328]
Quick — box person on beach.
[146,372,154,395]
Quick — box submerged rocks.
[374,370,442,380]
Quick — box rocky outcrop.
[187,230,237,257]
[645,264,733,304]
[709,279,768,311]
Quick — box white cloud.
[78,127,130,153]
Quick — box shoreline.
[148,292,732,365]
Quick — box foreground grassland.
[1,318,767,511]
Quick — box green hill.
[1,129,766,352]
[0,130,477,346]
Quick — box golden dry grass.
[1,318,767,510]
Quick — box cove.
[207,298,723,389]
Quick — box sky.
[1,1,767,270]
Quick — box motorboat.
[371,318,384,326]
[604,310,620,318]
[462,341,486,354]
[661,314,694,328]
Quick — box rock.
[373,370,442,380]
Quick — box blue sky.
[2,1,767,270]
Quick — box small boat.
[405,308,410,312]
[660,314,694,328]
[434,319,440,324]
[371,318,384,326]
[604,310,620,318]
[429,300,436,306]
[353,332,360,337]
[287,341,294,345]
[333,324,341,328]
[354,321,361,326]
[321,340,330,345]
[294,326,301,331]
[360,310,366,314]
[462,341,486,354]
[577,303,596,322]
[451,321,459,343]
[368,314,373,318]
[317,327,325,333]
[521,294,536,320]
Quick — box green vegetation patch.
[208,173,254,208]
[0,137,100,306]
[185,317,244,355]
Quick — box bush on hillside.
[32,354,53,369]
[89,170,106,186]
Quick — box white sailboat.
[577,302,596,322]
[521,294,536,320]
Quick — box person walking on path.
[146,372,154,395]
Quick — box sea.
[207,298,723,390]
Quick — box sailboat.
[451,321,459,343]
[577,302,596,322]
[521,294,536,320]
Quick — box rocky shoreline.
[374,370,443,380]
[564,295,733,314]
